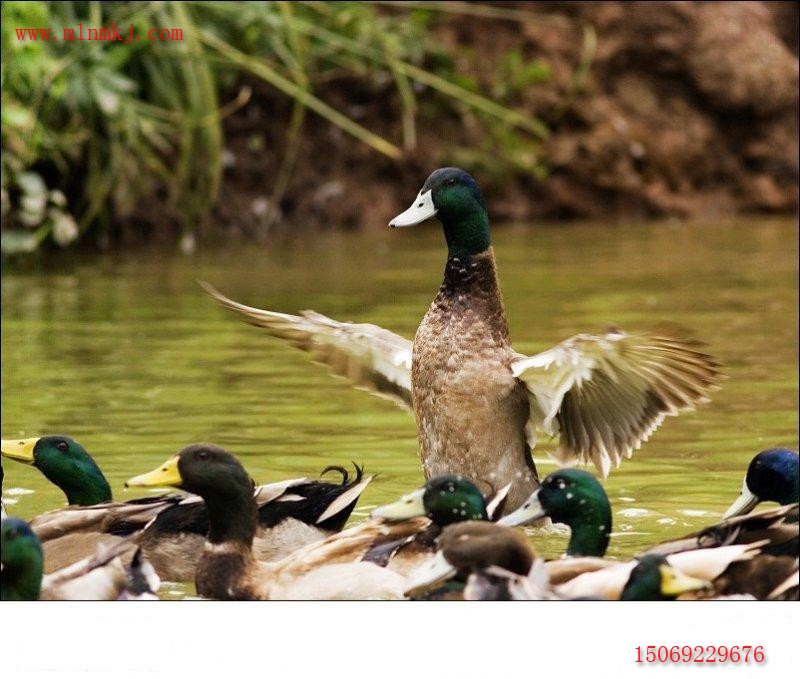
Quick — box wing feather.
[200,282,413,410]
[513,330,721,476]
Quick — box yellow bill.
[371,487,426,520]
[660,564,711,597]
[126,455,182,488]
[1,437,40,464]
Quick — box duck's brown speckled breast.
[411,249,538,512]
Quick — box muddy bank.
[194,2,799,240]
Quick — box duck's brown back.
[412,249,538,512]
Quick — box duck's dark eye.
[56,441,68,452]
[447,178,456,186]
[7,529,18,539]
[197,450,209,461]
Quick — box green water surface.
[2,217,797,598]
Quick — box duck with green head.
[129,444,258,599]
[1,516,158,600]
[128,444,410,600]
[1,436,112,506]
[203,167,720,515]
[499,468,613,557]
[619,554,711,601]
[1,517,43,600]
[371,474,492,525]
[0,435,373,580]
[1,435,151,573]
[365,474,503,574]
[723,448,798,521]
[498,467,798,600]
[391,169,538,511]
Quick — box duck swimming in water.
[498,468,798,600]
[723,448,798,520]
[1,517,159,600]
[1,435,372,579]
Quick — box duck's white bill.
[371,487,426,520]
[389,190,436,227]
[721,478,760,519]
[496,490,546,527]
[404,551,457,598]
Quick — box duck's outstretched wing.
[512,329,721,477]
[200,282,413,411]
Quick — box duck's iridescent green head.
[1,518,43,601]
[371,474,488,527]
[390,168,490,258]
[1,436,112,506]
[620,554,710,601]
[498,469,612,557]
[723,448,799,520]
[127,443,257,544]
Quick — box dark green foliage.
[1,2,548,253]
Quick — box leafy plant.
[1,1,550,254]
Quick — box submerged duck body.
[202,167,720,514]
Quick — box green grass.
[1,1,550,253]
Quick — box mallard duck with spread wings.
[202,167,720,512]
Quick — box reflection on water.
[2,217,797,598]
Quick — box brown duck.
[201,168,720,512]
[127,444,430,600]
